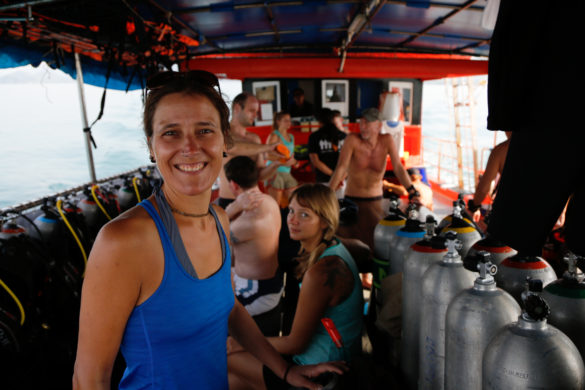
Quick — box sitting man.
[224,156,284,336]
[383,168,433,211]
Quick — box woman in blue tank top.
[228,183,363,388]
[73,71,344,390]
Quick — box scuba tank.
[542,253,585,360]
[373,193,406,289]
[1,215,81,388]
[117,176,139,212]
[401,216,446,390]
[483,278,585,389]
[78,187,114,240]
[437,196,467,231]
[466,235,516,266]
[419,232,476,390]
[439,200,481,258]
[445,251,521,390]
[77,188,102,236]
[495,252,557,304]
[389,204,425,275]
[30,199,86,292]
[0,218,51,367]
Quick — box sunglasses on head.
[146,70,220,92]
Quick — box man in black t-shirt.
[308,108,347,183]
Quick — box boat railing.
[0,165,156,215]
[422,135,491,194]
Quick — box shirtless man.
[329,107,418,250]
[224,156,283,336]
[217,92,282,209]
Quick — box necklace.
[169,205,209,218]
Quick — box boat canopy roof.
[0,0,492,89]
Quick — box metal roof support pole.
[74,52,97,184]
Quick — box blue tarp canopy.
[0,0,494,89]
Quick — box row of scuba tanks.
[372,194,585,389]
[0,167,160,387]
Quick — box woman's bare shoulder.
[306,255,349,284]
[89,203,158,268]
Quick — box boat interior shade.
[0,0,491,89]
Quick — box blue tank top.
[119,199,234,389]
[267,130,295,173]
[293,242,363,365]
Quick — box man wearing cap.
[329,107,419,250]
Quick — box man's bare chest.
[352,144,387,171]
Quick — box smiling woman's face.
[149,92,224,197]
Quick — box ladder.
[444,77,479,192]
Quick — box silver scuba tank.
[419,232,476,390]
[401,216,447,390]
[438,201,481,258]
[542,252,585,360]
[444,252,521,390]
[436,196,468,231]
[373,193,406,289]
[77,188,102,234]
[117,177,138,212]
[483,278,585,390]
[389,205,425,275]
[495,252,557,304]
[466,235,517,265]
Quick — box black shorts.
[487,132,585,256]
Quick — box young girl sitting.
[227,183,363,389]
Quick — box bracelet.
[283,363,293,383]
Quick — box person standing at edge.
[486,0,584,259]
[72,70,345,389]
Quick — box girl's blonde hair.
[290,183,339,278]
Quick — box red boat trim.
[187,55,487,81]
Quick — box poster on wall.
[252,81,281,125]
[388,81,413,124]
[321,80,349,117]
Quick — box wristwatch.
[467,198,481,212]
[407,185,420,200]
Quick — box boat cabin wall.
[241,78,423,126]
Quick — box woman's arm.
[73,217,145,389]
[229,301,289,377]
[267,256,353,355]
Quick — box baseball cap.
[360,107,383,122]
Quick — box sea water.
[0,64,505,209]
